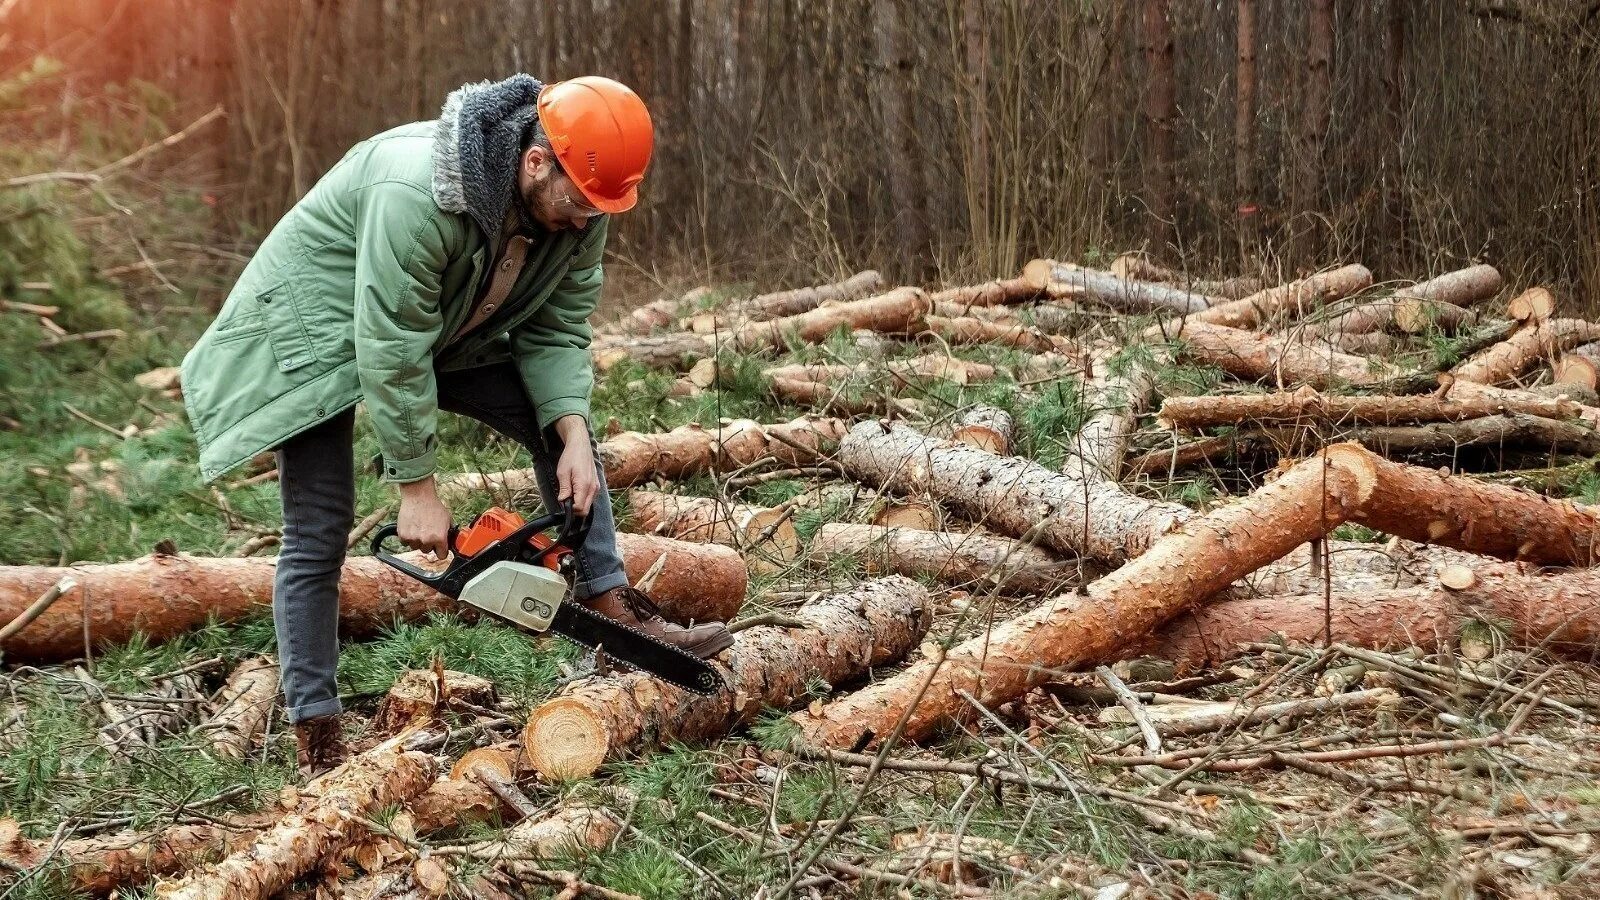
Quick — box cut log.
[1400,264,1505,306]
[762,354,998,387]
[371,669,496,736]
[868,499,941,531]
[439,417,847,500]
[626,491,800,573]
[1099,688,1398,736]
[1446,377,1600,429]
[1065,346,1164,480]
[522,577,931,779]
[0,535,745,664]
[1139,561,1600,672]
[1324,331,1398,357]
[923,314,1070,354]
[744,270,886,321]
[1125,435,1238,477]
[1554,342,1600,391]
[201,655,278,759]
[768,377,923,417]
[592,331,714,373]
[1507,287,1556,325]
[1174,321,1394,387]
[1451,318,1600,386]
[151,740,436,900]
[792,445,1377,749]
[928,276,1043,308]
[1022,260,1216,314]
[1157,386,1582,430]
[1163,264,1374,332]
[1349,448,1600,566]
[729,287,929,352]
[1258,414,1600,458]
[810,524,1080,596]
[836,420,1191,564]
[950,405,1014,455]
[1393,299,1474,335]
[1107,253,1264,299]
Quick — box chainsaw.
[372,503,723,696]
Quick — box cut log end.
[522,699,610,780]
[1555,354,1599,392]
[1021,258,1055,291]
[1438,565,1479,591]
[871,500,940,531]
[451,747,517,783]
[1507,287,1555,324]
[951,425,1008,455]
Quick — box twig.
[0,576,76,645]
[61,402,129,439]
[38,327,126,351]
[1097,665,1162,753]
[347,505,393,549]
[3,106,225,189]
[0,298,59,317]
[726,466,837,489]
[727,611,807,633]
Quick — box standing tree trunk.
[962,0,991,263]
[872,0,929,269]
[1384,0,1407,250]
[1235,0,1258,263]
[1295,0,1335,264]
[1141,0,1176,252]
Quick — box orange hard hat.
[537,76,653,214]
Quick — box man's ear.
[523,145,551,179]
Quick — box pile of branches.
[4,257,1600,897]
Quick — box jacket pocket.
[256,281,318,374]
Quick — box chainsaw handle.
[369,524,463,587]
[557,499,591,553]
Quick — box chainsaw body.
[371,503,723,695]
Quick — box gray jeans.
[273,361,628,723]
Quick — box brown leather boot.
[293,714,350,779]
[582,586,734,658]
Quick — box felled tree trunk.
[627,490,799,572]
[439,417,847,499]
[836,420,1191,564]
[201,655,279,759]
[1021,260,1215,314]
[1174,321,1393,387]
[744,270,886,321]
[924,314,1070,353]
[763,354,997,387]
[1392,299,1474,335]
[0,814,280,897]
[522,577,931,779]
[152,741,436,900]
[1157,385,1581,430]
[1065,346,1163,480]
[1554,342,1600,391]
[592,331,714,373]
[810,524,1080,596]
[1165,264,1374,332]
[1303,262,1499,340]
[1139,561,1600,672]
[792,446,1376,749]
[1452,318,1600,386]
[730,287,929,352]
[0,535,746,664]
[1400,263,1504,305]
[928,276,1043,308]
[1108,254,1264,299]
[1350,449,1600,566]
[767,377,923,418]
[950,405,1014,455]
[1259,414,1600,458]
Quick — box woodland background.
[4,0,1598,302]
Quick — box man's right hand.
[397,476,453,559]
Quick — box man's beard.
[514,181,544,233]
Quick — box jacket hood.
[432,74,545,243]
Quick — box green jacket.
[181,121,607,484]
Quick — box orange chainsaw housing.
[452,507,565,571]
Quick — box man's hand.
[397,476,453,559]
[553,414,599,516]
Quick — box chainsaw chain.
[551,603,723,696]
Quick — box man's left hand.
[553,414,599,516]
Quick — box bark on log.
[1507,287,1556,325]
[810,524,1080,596]
[928,276,1043,308]
[1139,561,1600,672]
[792,446,1377,749]
[1157,386,1581,430]
[763,354,997,387]
[439,417,847,500]
[950,405,1014,455]
[627,490,800,573]
[767,378,924,418]
[1174,321,1394,387]
[371,669,496,737]
[1392,299,1474,335]
[1021,260,1216,314]
[151,741,436,900]
[1446,377,1600,429]
[522,577,931,779]
[1349,449,1600,566]
[1452,318,1600,386]
[1107,254,1264,299]
[1065,347,1164,480]
[836,420,1191,564]
[729,287,929,352]
[923,314,1070,354]
[0,536,745,664]
[1259,414,1600,458]
[745,270,886,321]
[1399,264,1504,306]
[1167,264,1374,332]
[1555,342,1600,391]
[202,655,278,759]
[0,813,279,897]
[592,331,714,373]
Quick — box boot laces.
[617,586,664,622]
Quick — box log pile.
[9,258,1600,898]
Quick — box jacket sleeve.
[509,216,606,428]
[353,180,449,483]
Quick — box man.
[181,74,733,777]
